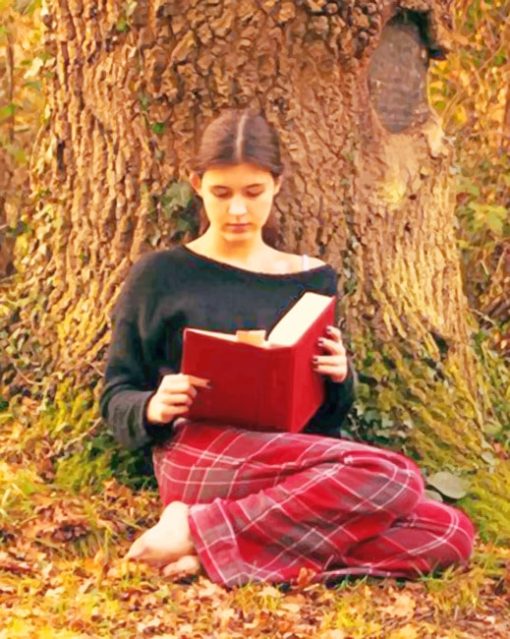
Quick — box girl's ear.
[189,172,202,196]
[274,175,283,196]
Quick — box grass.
[0,399,509,638]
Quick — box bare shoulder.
[274,250,326,272]
[293,253,326,269]
[308,256,326,268]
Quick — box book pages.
[268,292,333,346]
[235,330,268,346]
[187,328,238,342]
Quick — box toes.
[124,501,195,568]
[161,554,201,578]
[125,528,167,565]
[125,537,145,561]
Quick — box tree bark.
[4,0,508,537]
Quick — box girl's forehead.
[203,163,272,185]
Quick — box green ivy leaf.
[150,122,166,136]
[115,16,129,32]
[160,181,193,218]
[0,103,18,122]
[485,206,506,236]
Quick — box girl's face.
[190,162,282,242]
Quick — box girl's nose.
[228,198,247,215]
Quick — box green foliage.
[471,327,510,445]
[2,378,157,496]
[343,334,477,460]
[0,461,49,522]
[343,325,510,540]
[146,180,198,246]
[0,0,509,552]
[0,0,45,259]
[463,462,510,543]
[150,121,166,136]
[115,16,129,33]
[159,181,194,219]
[114,0,139,32]
[429,0,510,354]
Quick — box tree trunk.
[4,0,508,538]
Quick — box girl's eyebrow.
[210,183,265,189]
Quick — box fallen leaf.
[388,624,419,639]
[280,601,301,613]
[426,471,470,499]
[296,566,319,588]
[197,579,225,599]
[258,585,282,598]
[0,551,33,575]
[380,592,416,618]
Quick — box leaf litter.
[0,410,509,638]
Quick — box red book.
[180,292,336,432]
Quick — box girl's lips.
[226,224,250,231]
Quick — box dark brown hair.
[189,108,285,247]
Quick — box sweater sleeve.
[99,254,176,450]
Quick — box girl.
[100,108,475,587]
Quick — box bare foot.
[125,501,196,568]
[161,554,203,579]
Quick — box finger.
[159,372,207,386]
[159,388,195,401]
[313,355,347,367]
[161,375,211,392]
[187,375,211,389]
[318,341,345,356]
[314,364,349,379]
[159,393,193,406]
[160,372,189,385]
[160,374,197,389]
[160,377,192,393]
[159,405,190,421]
[318,338,346,355]
[326,326,343,341]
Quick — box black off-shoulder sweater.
[99,245,356,450]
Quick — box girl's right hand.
[145,373,211,425]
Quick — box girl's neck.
[186,231,273,263]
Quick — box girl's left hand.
[313,325,349,383]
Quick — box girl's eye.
[214,190,263,198]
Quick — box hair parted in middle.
[189,107,286,247]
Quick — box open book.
[180,292,336,432]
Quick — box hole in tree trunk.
[368,11,431,133]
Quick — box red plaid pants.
[152,420,475,588]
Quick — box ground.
[0,399,509,639]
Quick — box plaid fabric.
[153,420,475,588]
